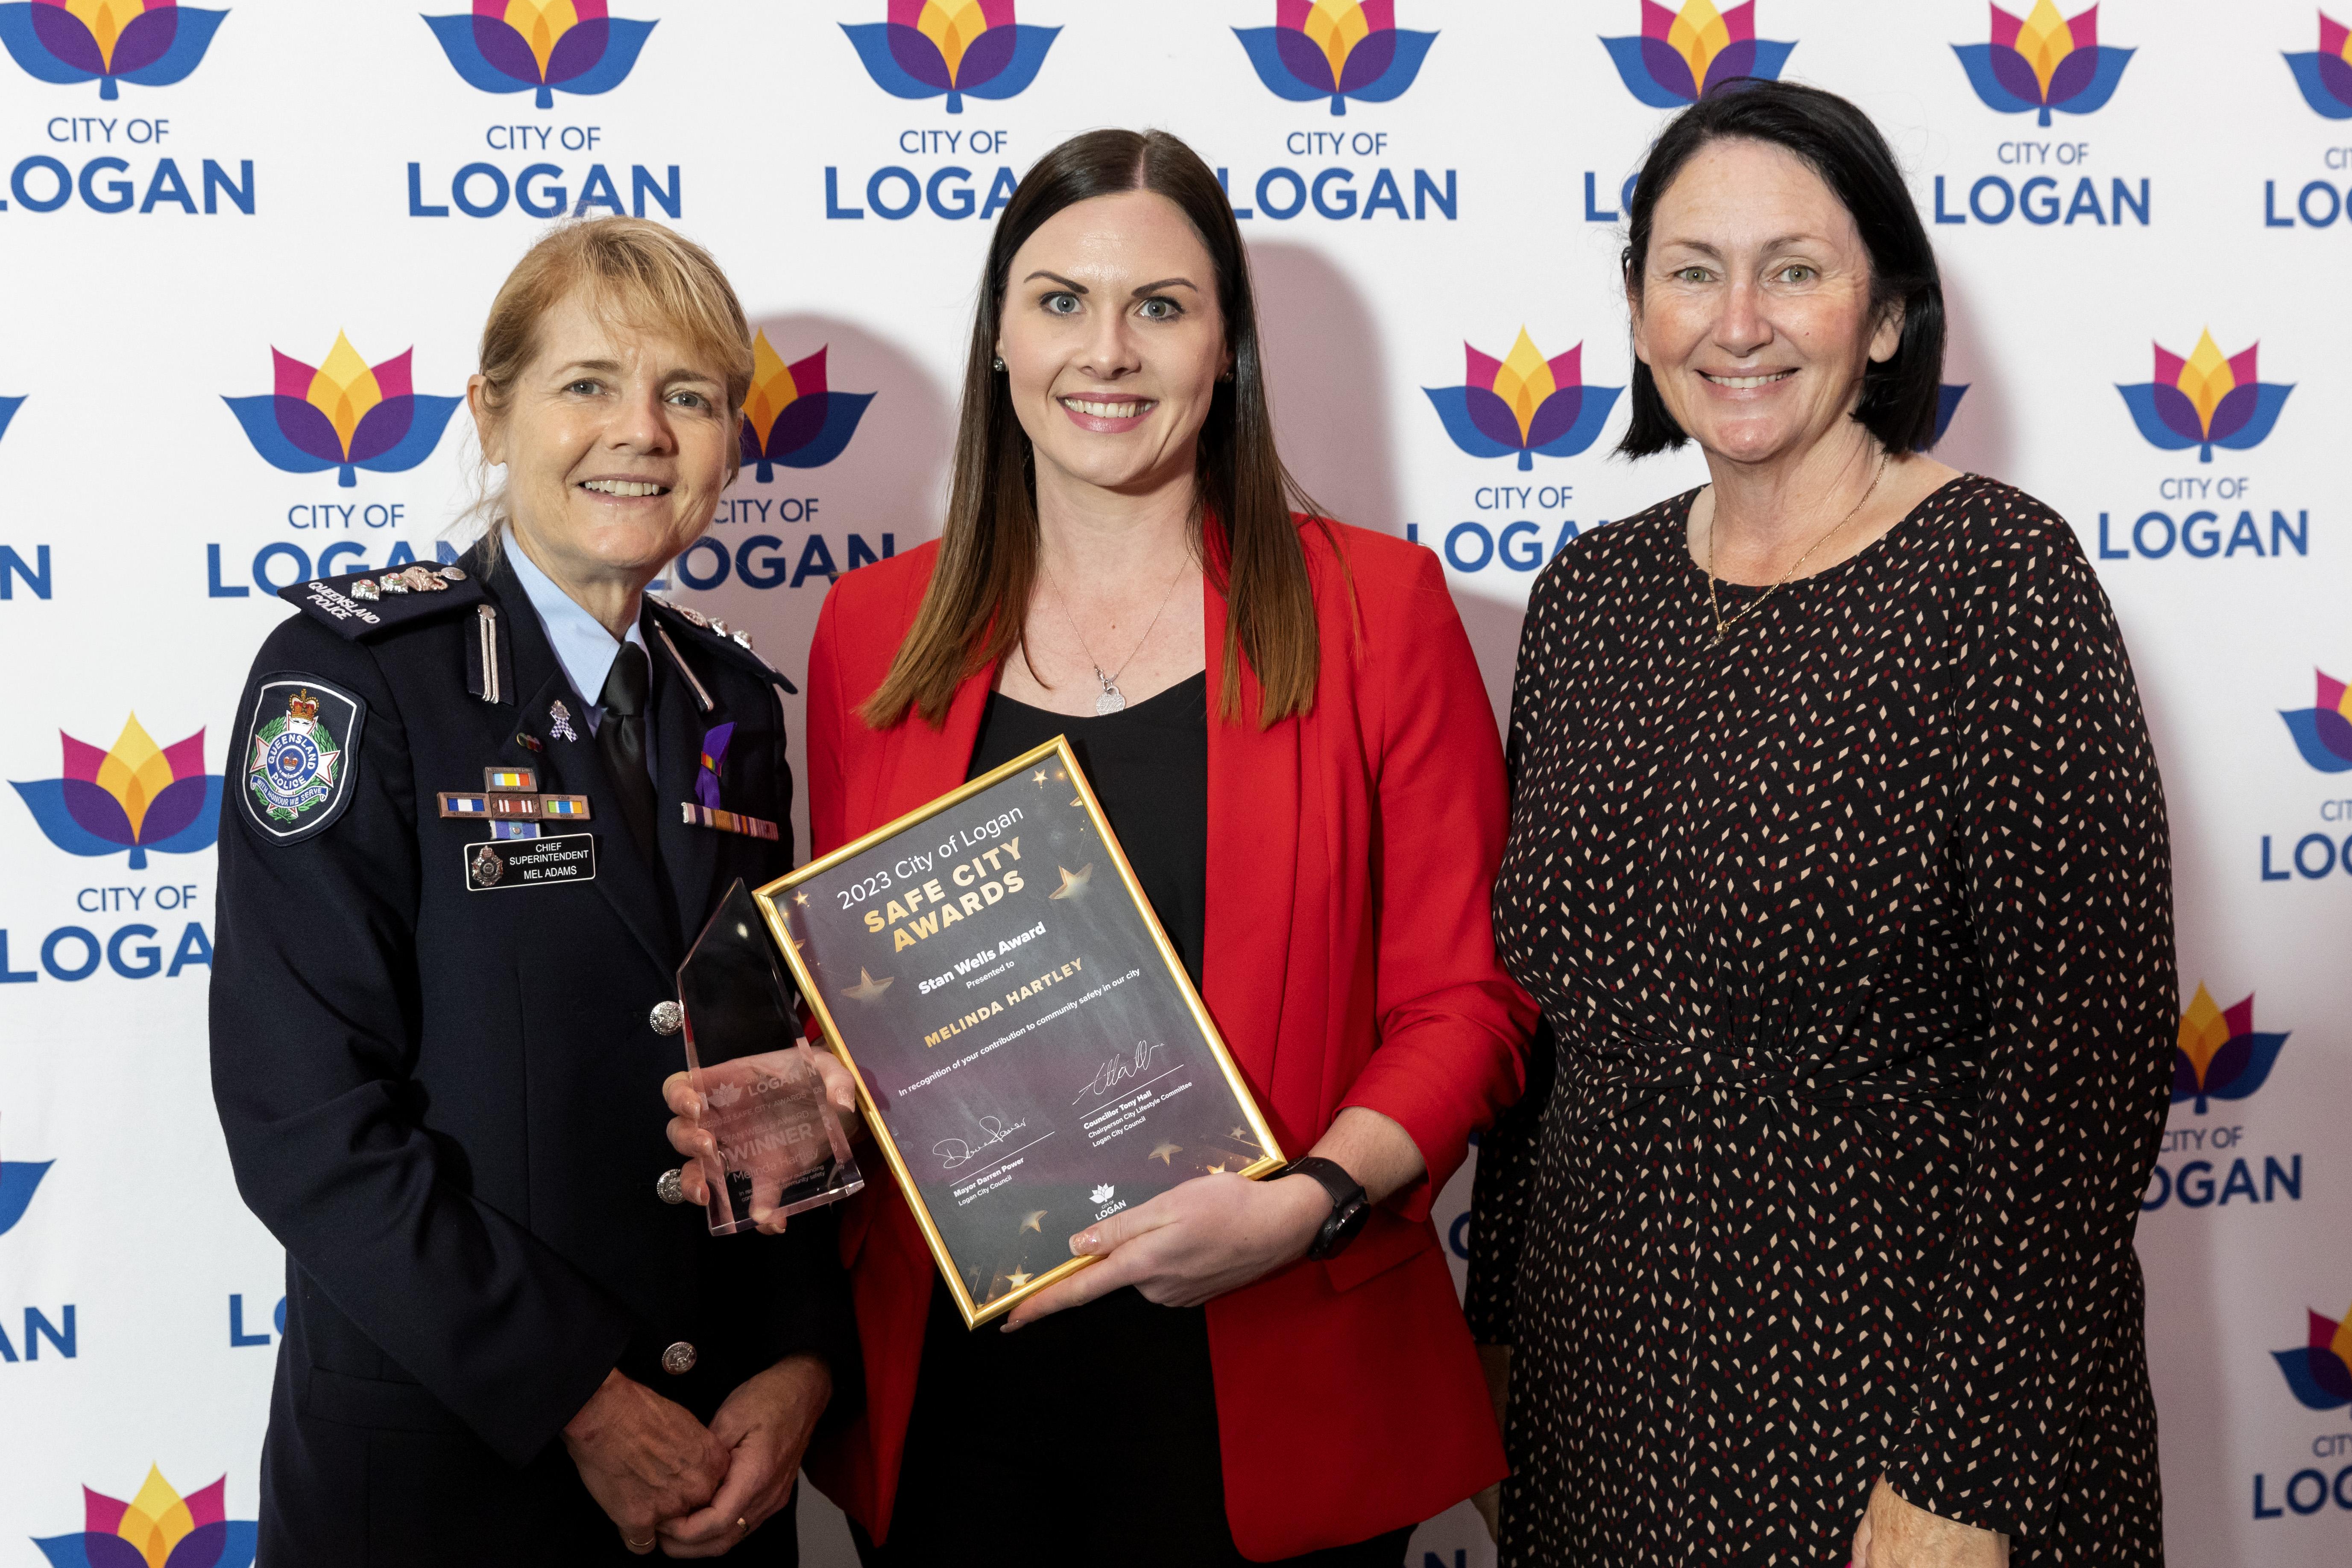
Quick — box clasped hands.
[1851,1477,2009,1568]
[562,1355,830,1557]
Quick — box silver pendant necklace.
[1046,555,1190,715]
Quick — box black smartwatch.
[1276,1156,1371,1260]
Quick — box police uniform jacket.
[209,541,853,1565]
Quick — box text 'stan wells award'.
[756,737,1283,1327]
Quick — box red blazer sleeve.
[1337,541,1535,1219]
[806,585,851,859]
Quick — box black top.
[976,673,1211,983]
[876,676,1247,1562]
[1466,477,2172,1563]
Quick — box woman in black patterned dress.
[1466,83,2173,1567]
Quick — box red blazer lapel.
[865,665,993,834]
[1201,573,1299,1115]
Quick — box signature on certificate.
[933,1114,1029,1170]
[1072,1040,1167,1105]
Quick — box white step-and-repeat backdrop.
[3,3,2349,1563]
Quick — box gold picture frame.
[755,735,1285,1327]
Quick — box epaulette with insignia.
[279,563,485,640]
[645,595,799,694]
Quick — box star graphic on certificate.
[1149,1141,1181,1164]
[1005,1268,1033,1290]
[1049,864,1093,900]
[1019,1210,1046,1234]
[794,891,810,907]
[1071,795,1086,807]
[843,967,894,1002]
[1230,1126,1253,1142]
[1031,769,1048,785]
[1204,1160,1229,1175]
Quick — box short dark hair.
[1615,79,1946,458]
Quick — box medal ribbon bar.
[437,791,592,821]
[679,803,779,840]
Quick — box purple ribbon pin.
[695,723,735,810]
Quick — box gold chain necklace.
[1702,453,1888,649]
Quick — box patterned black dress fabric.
[862,674,1411,1568]
[1465,476,2174,1566]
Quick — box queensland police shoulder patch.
[240,675,367,844]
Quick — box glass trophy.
[678,879,864,1235]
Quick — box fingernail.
[1000,1317,1022,1333]
[1070,1231,1095,1254]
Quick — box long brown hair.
[861,129,1330,731]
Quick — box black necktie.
[598,642,659,863]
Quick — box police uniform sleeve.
[208,614,634,1467]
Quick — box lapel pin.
[548,700,580,742]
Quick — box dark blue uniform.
[210,543,852,1565]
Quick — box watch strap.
[1277,1156,1371,1260]
[1278,1156,1362,1212]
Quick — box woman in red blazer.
[667,129,1529,1565]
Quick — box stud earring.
[993,356,1006,371]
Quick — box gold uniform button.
[661,1341,697,1376]
[649,1000,683,1036]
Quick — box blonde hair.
[454,217,756,561]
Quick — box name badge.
[465,832,597,892]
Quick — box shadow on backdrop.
[1251,239,1526,724]
[1932,269,2015,480]
[705,313,955,664]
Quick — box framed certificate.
[755,736,1284,1327]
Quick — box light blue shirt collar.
[504,534,647,739]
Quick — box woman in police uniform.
[210,219,853,1564]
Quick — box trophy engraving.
[678,880,864,1234]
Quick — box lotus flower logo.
[1953,1,2133,126]
[1425,329,1621,473]
[841,1,1059,115]
[1233,2,1437,117]
[2273,1298,2352,1411]
[11,714,221,870]
[423,0,655,111]
[0,1115,50,1237]
[705,1081,742,1109]
[2286,11,2352,119]
[0,0,228,100]
[1930,384,1968,449]
[31,1465,257,1568]
[223,333,463,489]
[2280,668,2352,773]
[2115,329,2292,465]
[1600,0,1795,109]
[740,334,875,483]
[2173,983,2288,1115]
[1089,1183,1114,1203]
